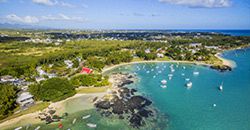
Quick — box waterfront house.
[16,92,34,108]
[81,67,92,74]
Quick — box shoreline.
[102,58,234,74]
[0,92,106,129]
[102,47,244,74]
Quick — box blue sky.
[0,0,250,29]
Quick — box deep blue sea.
[166,30,250,36]
[107,47,250,130]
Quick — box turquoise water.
[108,47,250,130]
[9,48,250,130]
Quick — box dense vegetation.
[29,78,76,102]
[0,84,17,120]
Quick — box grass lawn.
[77,87,109,93]
[156,56,171,61]
[0,102,49,123]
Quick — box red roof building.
[81,67,92,74]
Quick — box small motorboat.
[87,123,97,128]
[82,115,91,120]
[35,126,41,130]
[146,71,150,73]
[186,82,193,88]
[153,75,156,78]
[161,85,167,88]
[72,118,77,124]
[14,127,22,130]
[161,80,167,84]
[193,71,199,75]
[183,66,186,69]
[181,73,185,76]
[185,78,190,81]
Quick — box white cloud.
[41,14,86,22]
[32,0,75,7]
[60,2,75,8]
[6,14,39,24]
[32,0,55,6]
[159,0,231,8]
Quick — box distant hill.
[0,23,51,30]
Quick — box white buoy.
[161,80,167,84]
[161,85,167,88]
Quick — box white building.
[157,53,164,58]
[64,60,74,69]
[16,92,34,108]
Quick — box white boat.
[183,66,186,69]
[193,71,199,75]
[181,73,185,76]
[14,127,22,130]
[153,75,156,78]
[218,82,223,91]
[82,115,91,119]
[171,69,175,73]
[146,71,150,73]
[161,80,167,84]
[168,74,173,77]
[87,123,97,128]
[213,104,217,107]
[72,118,77,124]
[185,78,190,81]
[186,82,193,88]
[161,85,167,88]
[35,126,41,130]
[158,71,162,73]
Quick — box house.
[64,60,73,69]
[0,75,16,83]
[157,53,164,58]
[81,67,92,74]
[16,92,34,108]
[189,43,202,47]
[145,49,151,54]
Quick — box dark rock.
[210,65,232,72]
[118,80,134,87]
[95,101,111,109]
[129,114,144,128]
[127,96,152,112]
[131,89,137,95]
[138,109,153,118]
[93,97,98,102]
[112,99,127,114]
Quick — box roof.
[81,67,92,74]
[16,92,33,103]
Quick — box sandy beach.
[0,92,106,129]
[215,53,237,68]
[102,54,236,74]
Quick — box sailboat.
[218,82,223,91]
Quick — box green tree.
[0,84,17,119]
[29,78,76,102]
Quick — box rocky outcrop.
[95,73,156,128]
[210,65,232,72]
